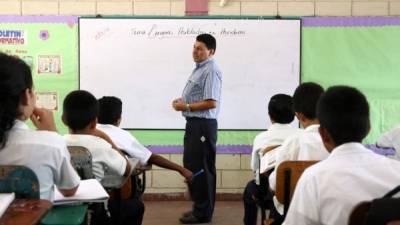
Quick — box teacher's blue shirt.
[182,58,222,119]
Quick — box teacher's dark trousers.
[183,117,217,221]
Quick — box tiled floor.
[142,201,244,225]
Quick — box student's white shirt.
[377,125,400,160]
[0,120,80,201]
[269,124,329,191]
[251,123,301,173]
[64,134,127,181]
[96,124,152,166]
[283,142,400,225]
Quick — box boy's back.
[96,124,152,166]
[64,134,127,181]
[284,143,400,225]
[285,86,400,225]
[269,124,329,190]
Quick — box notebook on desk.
[0,193,15,217]
[54,179,109,205]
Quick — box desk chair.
[118,149,150,196]
[0,165,39,199]
[135,164,152,195]
[275,160,319,217]
[0,166,52,225]
[102,152,144,225]
[257,145,281,224]
[68,146,94,180]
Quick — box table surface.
[0,199,52,225]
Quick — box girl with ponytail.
[0,53,80,200]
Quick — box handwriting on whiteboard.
[94,28,110,41]
[130,24,245,39]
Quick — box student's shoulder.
[254,131,269,141]
[376,153,400,167]
[385,125,400,137]
[115,127,134,138]
[28,130,66,149]
[83,135,112,149]
[64,134,112,150]
[281,130,304,145]
[12,130,70,158]
[390,125,400,131]
[98,124,132,138]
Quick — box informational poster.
[0,16,79,134]
[36,91,58,111]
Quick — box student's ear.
[116,118,121,127]
[89,118,97,129]
[268,115,275,124]
[209,49,215,56]
[318,126,335,152]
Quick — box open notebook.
[0,193,15,218]
[54,179,109,205]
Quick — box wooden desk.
[0,199,52,225]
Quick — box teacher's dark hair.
[196,34,216,52]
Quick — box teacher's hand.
[172,98,186,111]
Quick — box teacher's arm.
[173,99,217,111]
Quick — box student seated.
[0,53,80,201]
[96,96,193,181]
[243,94,300,225]
[62,90,135,225]
[62,91,131,181]
[268,82,329,220]
[377,125,400,160]
[283,86,400,225]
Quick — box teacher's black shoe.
[182,210,193,218]
[179,212,210,224]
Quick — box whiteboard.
[79,18,300,129]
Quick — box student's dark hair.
[196,33,216,52]
[317,86,370,145]
[292,82,324,120]
[268,94,295,124]
[0,53,33,149]
[63,90,98,131]
[98,96,122,125]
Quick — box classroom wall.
[145,154,253,195]
[0,0,400,17]
[1,1,398,196]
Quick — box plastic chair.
[0,165,40,199]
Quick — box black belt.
[186,117,216,121]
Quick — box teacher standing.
[172,33,222,224]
